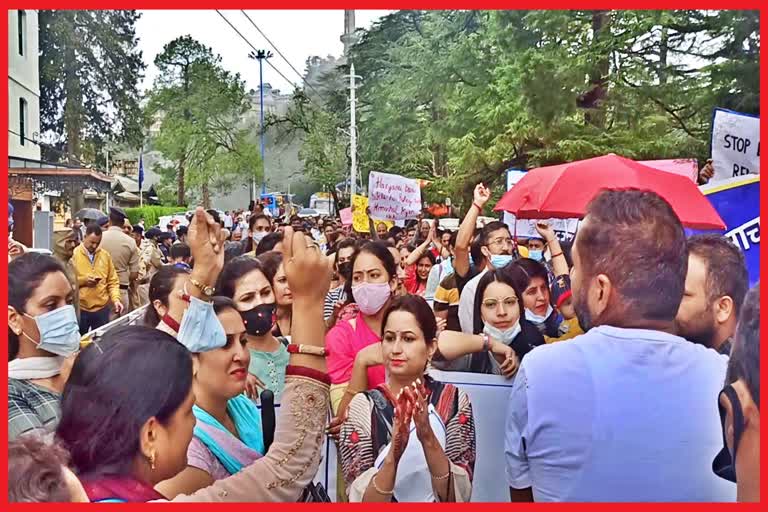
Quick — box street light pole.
[346,63,362,197]
[249,50,273,200]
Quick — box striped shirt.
[8,378,61,440]
[324,286,348,320]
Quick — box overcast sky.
[135,10,394,94]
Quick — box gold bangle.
[430,469,451,481]
[372,474,395,496]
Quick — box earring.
[149,451,156,471]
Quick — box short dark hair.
[211,295,238,315]
[217,255,267,299]
[169,242,191,260]
[8,435,72,502]
[8,253,67,361]
[85,224,102,237]
[109,211,124,226]
[56,326,193,478]
[516,258,550,287]
[480,221,510,246]
[726,283,760,409]
[144,266,190,327]
[382,295,437,343]
[576,189,687,322]
[254,232,283,257]
[687,234,749,316]
[257,250,283,287]
[470,235,485,267]
[176,225,188,237]
[249,214,270,230]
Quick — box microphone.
[260,389,276,452]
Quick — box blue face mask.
[525,305,554,325]
[528,249,543,261]
[23,305,81,357]
[177,296,227,353]
[490,254,514,269]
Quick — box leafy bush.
[125,206,187,227]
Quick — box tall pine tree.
[39,10,144,165]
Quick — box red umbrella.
[493,154,726,230]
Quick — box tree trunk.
[658,25,669,84]
[63,44,82,163]
[202,181,210,209]
[583,10,610,128]
[177,154,186,205]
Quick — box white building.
[8,9,41,162]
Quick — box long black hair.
[144,265,190,327]
[56,326,193,478]
[8,253,68,361]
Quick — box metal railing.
[79,304,149,347]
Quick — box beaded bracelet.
[430,470,451,481]
[286,344,328,357]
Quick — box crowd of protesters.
[7,181,759,502]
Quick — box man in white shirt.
[223,211,233,229]
[505,189,736,502]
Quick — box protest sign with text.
[711,108,760,182]
[502,169,580,241]
[368,171,422,221]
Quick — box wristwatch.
[189,277,215,297]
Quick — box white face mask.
[483,321,522,345]
[252,231,267,244]
[525,305,554,325]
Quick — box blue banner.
[691,175,760,286]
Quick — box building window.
[19,98,27,146]
[18,10,26,56]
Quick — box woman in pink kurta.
[325,241,399,413]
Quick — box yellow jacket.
[72,244,121,312]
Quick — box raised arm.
[455,184,490,278]
[173,227,332,502]
[534,222,569,277]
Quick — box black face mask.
[337,262,353,281]
[712,384,744,483]
[240,303,276,336]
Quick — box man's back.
[100,226,138,286]
[505,325,736,502]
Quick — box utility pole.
[249,50,273,200]
[346,63,362,197]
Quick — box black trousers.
[79,305,111,334]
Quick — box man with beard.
[675,234,748,355]
[504,190,734,502]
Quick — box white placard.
[711,108,760,182]
[369,171,422,221]
[502,169,580,242]
[315,371,516,502]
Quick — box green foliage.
[39,10,145,166]
[124,206,187,227]
[146,36,262,206]
[287,9,759,209]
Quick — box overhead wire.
[239,10,325,99]
[215,10,325,111]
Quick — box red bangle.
[550,251,563,259]
[287,344,328,357]
[472,202,483,213]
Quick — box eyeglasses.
[482,297,518,311]
[487,237,514,248]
